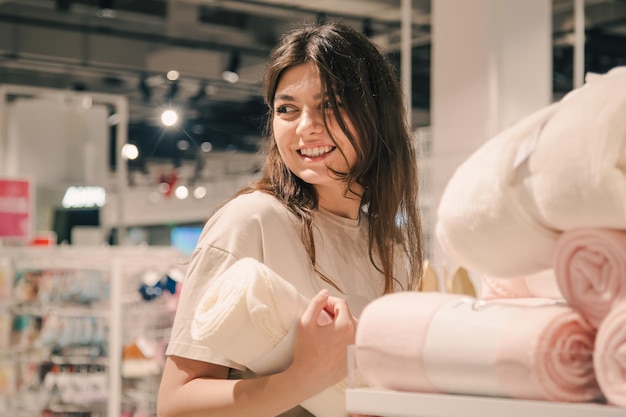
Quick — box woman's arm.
[157,290,356,417]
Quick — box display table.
[346,388,624,417]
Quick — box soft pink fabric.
[594,302,626,407]
[355,291,450,393]
[481,269,563,300]
[553,228,626,328]
[355,292,600,402]
[494,299,599,402]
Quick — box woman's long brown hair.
[219,20,424,293]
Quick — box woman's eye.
[276,105,296,114]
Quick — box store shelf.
[0,246,187,417]
[346,388,624,417]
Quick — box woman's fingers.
[301,289,330,325]
[326,296,355,326]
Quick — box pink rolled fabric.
[553,228,626,328]
[594,302,626,407]
[355,292,601,402]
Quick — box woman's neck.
[316,183,363,220]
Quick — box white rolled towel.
[524,66,626,230]
[191,257,345,417]
[436,102,561,278]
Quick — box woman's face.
[272,62,359,192]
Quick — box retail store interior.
[1,0,626,416]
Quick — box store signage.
[62,186,106,208]
[0,177,32,240]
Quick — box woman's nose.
[295,108,324,136]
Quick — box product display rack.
[0,246,187,417]
[346,388,625,417]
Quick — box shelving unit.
[0,246,187,417]
[346,388,624,417]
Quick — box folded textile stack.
[436,66,626,279]
[355,291,600,403]
[551,227,626,407]
[191,257,345,417]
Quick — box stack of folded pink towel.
[418,66,626,408]
[553,228,626,407]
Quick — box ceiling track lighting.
[222,50,241,84]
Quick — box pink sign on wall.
[0,178,32,239]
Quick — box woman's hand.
[288,289,357,395]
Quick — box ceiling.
[1,0,625,168]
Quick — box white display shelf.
[346,388,625,417]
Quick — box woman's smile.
[298,145,337,159]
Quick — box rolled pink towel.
[594,302,626,407]
[355,292,600,402]
[553,228,626,328]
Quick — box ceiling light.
[166,70,180,81]
[193,185,207,199]
[161,109,178,127]
[121,143,139,160]
[174,185,189,200]
[222,50,240,84]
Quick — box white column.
[430,0,552,267]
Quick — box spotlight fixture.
[222,50,241,84]
[97,0,117,18]
[138,73,152,103]
[190,81,208,104]
[165,78,179,102]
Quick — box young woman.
[157,20,423,417]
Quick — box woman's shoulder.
[195,191,297,257]
[203,191,295,235]
[215,191,289,220]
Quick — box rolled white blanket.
[355,292,600,402]
[525,66,626,230]
[436,66,626,279]
[191,257,345,417]
[436,102,561,278]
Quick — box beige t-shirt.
[166,191,409,415]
